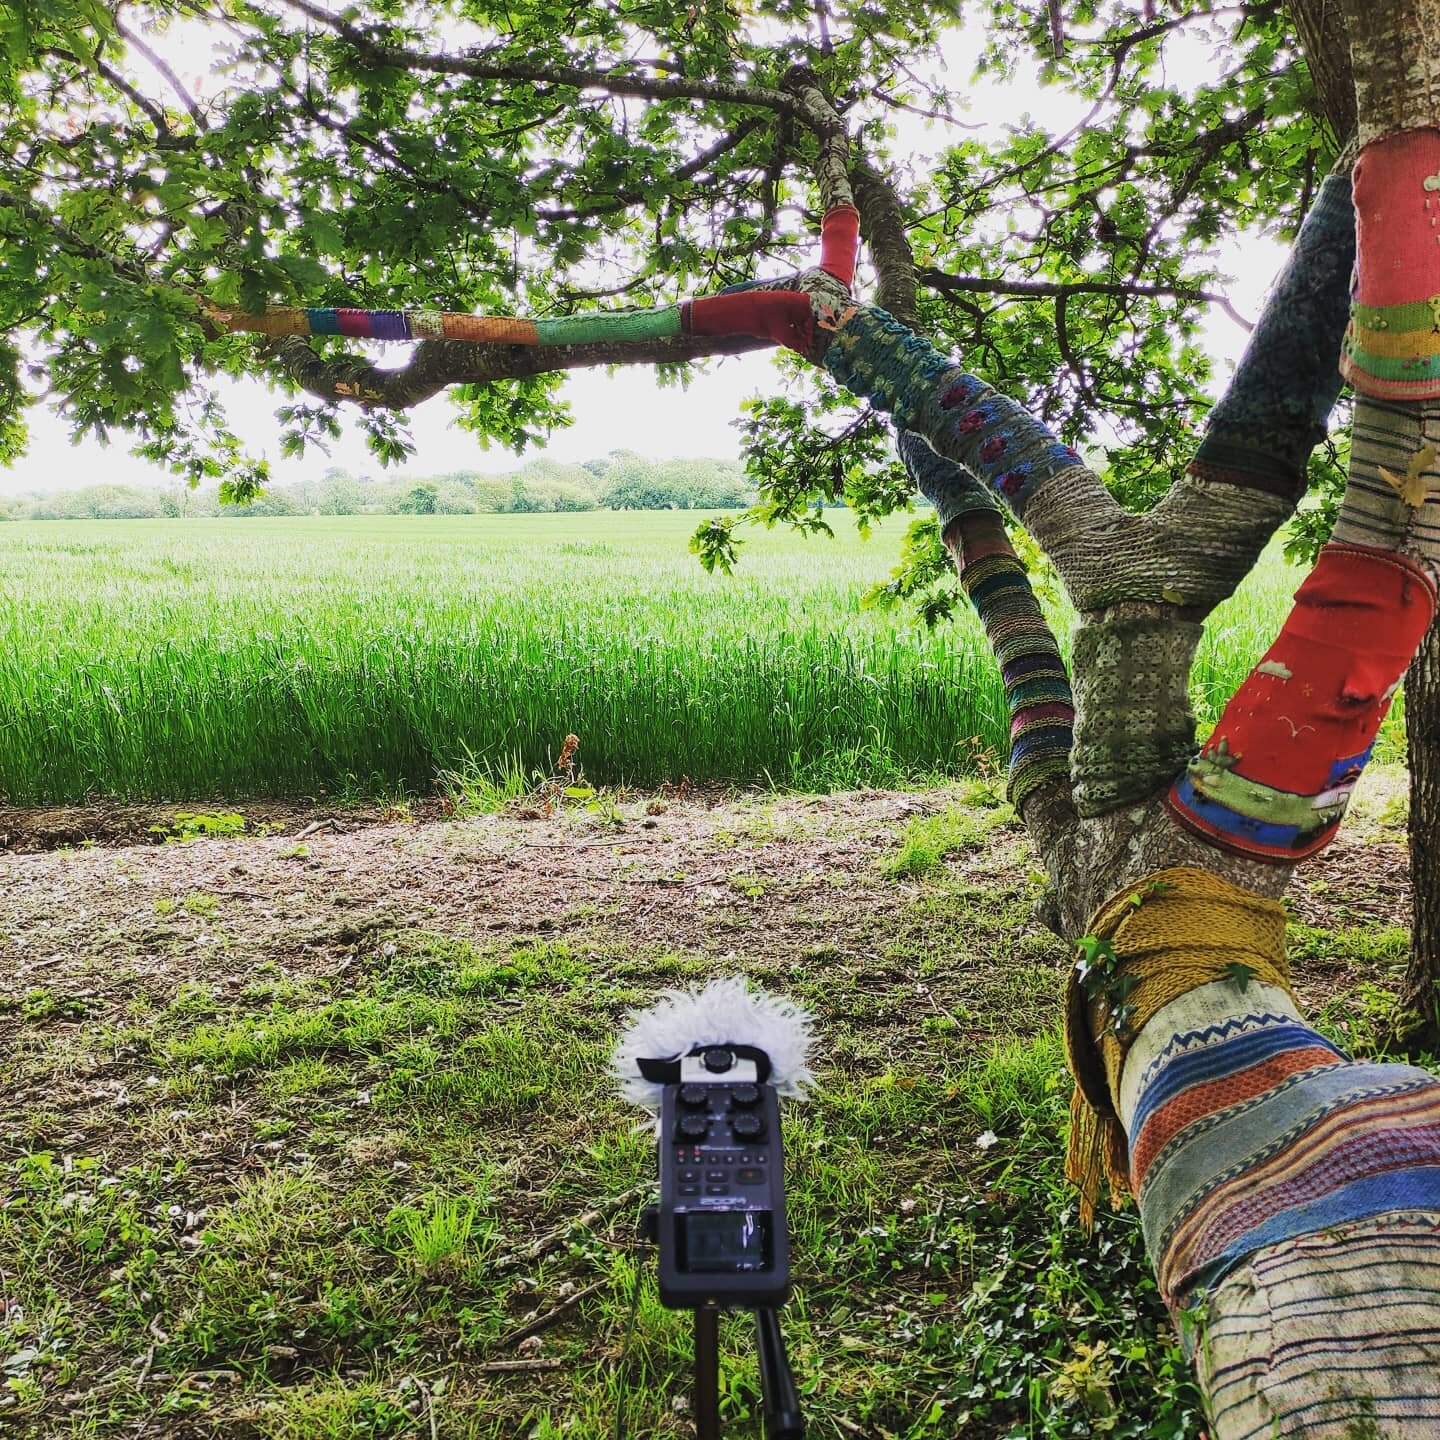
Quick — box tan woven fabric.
[1195,1213,1440,1438]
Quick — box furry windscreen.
[611,976,817,1114]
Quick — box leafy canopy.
[1,0,1335,588]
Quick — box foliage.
[5,453,753,519]
[1,0,1336,592]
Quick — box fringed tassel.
[1065,1087,1131,1231]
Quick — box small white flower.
[975,1130,999,1151]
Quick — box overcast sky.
[1,24,1276,496]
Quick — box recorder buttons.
[736,1168,764,1186]
[729,1084,760,1108]
[679,1084,710,1108]
[702,1048,735,1073]
[677,1115,710,1140]
[731,1114,764,1142]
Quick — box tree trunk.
[1284,0,1440,1050]
[1404,625,1440,1039]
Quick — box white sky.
[0,23,1278,495]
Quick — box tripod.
[692,1305,804,1440]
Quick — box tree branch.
[265,330,774,410]
[918,267,1255,332]
[271,0,815,126]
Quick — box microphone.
[611,977,815,1438]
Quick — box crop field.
[0,512,1396,806]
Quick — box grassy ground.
[0,773,1419,1439]
[1,514,1389,806]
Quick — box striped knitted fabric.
[893,435,1073,809]
[205,292,815,351]
[1194,1213,1440,1439]
[1187,173,1354,498]
[1340,130,1440,399]
[954,513,1074,810]
[1336,395,1440,573]
[1123,998,1440,1308]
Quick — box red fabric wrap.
[818,205,861,288]
[685,292,814,352]
[1182,544,1435,846]
[1352,130,1440,310]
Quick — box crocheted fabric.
[1166,543,1437,862]
[1129,1007,1440,1308]
[1195,1213,1440,1439]
[1340,131,1440,400]
[1068,618,1203,815]
[1188,173,1354,498]
[821,308,1086,521]
[1062,867,1295,1227]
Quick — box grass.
[0,916,1203,1439]
[1,512,1395,806]
[0,775,1422,1438]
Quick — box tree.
[397,481,439,515]
[5,0,1440,1430]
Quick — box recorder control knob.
[702,1048,735,1074]
[678,1084,710,1108]
[729,1084,760,1108]
[677,1114,711,1141]
[731,1113,764,1142]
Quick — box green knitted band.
[1351,298,1440,332]
[534,308,683,347]
[1339,337,1440,384]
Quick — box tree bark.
[1404,625,1440,1039]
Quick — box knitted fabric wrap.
[207,305,544,344]
[892,434,1073,809]
[895,427,1002,533]
[1166,543,1438,862]
[954,512,1074,810]
[1194,1214,1440,1439]
[817,205,861,288]
[684,291,814,351]
[1063,867,1294,1228]
[1187,173,1354,498]
[536,308,682,346]
[1068,617,1202,814]
[821,308,1087,519]
[1340,130,1440,400]
[1132,1006,1440,1307]
[1336,395,1440,574]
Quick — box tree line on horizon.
[0,451,753,521]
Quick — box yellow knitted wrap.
[1063,866,1295,1228]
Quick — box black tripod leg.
[754,1310,804,1439]
[694,1308,722,1440]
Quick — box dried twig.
[475,1358,564,1374]
[492,1183,651,1275]
[496,1277,609,1350]
[414,1376,439,1440]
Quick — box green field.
[0,511,1390,805]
